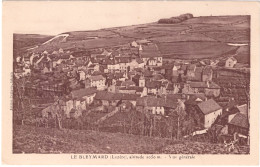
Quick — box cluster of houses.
[14,39,249,140]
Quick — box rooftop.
[229,113,249,129]
[136,96,177,108]
[197,99,222,115]
[89,75,105,81]
[95,91,140,101]
[189,81,220,89]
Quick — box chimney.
[206,81,209,88]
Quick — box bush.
[158,13,193,24]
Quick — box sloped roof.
[121,80,136,87]
[116,57,130,63]
[119,86,143,92]
[152,74,164,81]
[227,57,237,62]
[189,81,220,89]
[102,58,116,65]
[136,96,177,108]
[95,91,115,101]
[136,58,144,64]
[146,80,162,89]
[111,51,120,57]
[229,113,249,129]
[92,71,103,76]
[113,93,140,101]
[164,94,185,101]
[114,72,124,79]
[237,104,248,115]
[60,54,70,59]
[185,94,206,105]
[96,55,106,59]
[95,91,140,101]
[143,70,153,77]
[101,49,111,56]
[197,99,222,115]
[89,75,105,81]
[132,74,141,80]
[115,80,123,86]
[135,68,143,73]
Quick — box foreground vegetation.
[13,125,249,154]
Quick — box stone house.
[195,99,222,128]
[225,57,237,68]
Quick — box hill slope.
[14,15,250,60]
[13,125,249,154]
[13,34,54,54]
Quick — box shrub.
[158,13,193,24]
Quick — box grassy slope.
[13,125,167,154]
[13,125,249,154]
[17,15,249,61]
[13,34,54,50]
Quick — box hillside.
[13,34,54,55]
[14,15,250,60]
[13,125,249,154]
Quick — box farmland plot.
[150,33,217,43]
[157,41,238,59]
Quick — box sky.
[3,1,251,35]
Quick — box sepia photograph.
[2,1,259,165]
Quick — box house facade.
[225,57,237,68]
[196,99,222,128]
[88,75,106,90]
[182,81,220,97]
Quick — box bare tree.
[176,100,186,140]
[13,76,31,125]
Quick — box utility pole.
[177,113,180,140]
[245,88,250,145]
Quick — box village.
[13,38,250,148]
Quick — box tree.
[13,76,31,125]
[177,74,182,83]
[176,100,186,139]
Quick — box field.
[150,33,217,43]
[32,36,134,52]
[157,42,238,59]
[234,46,250,64]
[13,34,54,55]
[15,15,250,61]
[13,125,249,154]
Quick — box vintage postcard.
[2,1,259,165]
